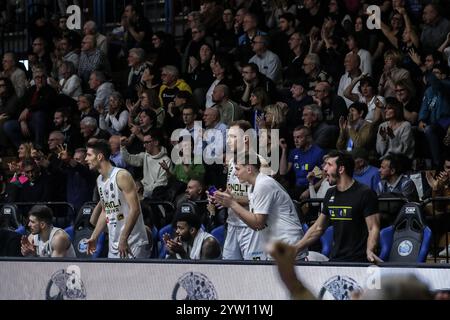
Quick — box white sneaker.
[439,245,450,257]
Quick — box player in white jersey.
[214,153,307,260]
[21,205,76,258]
[85,139,150,259]
[216,121,267,260]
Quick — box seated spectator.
[269,12,297,67]
[78,34,110,86]
[89,71,114,113]
[20,205,76,257]
[346,33,372,76]
[80,116,111,143]
[120,130,172,199]
[211,84,243,126]
[159,65,192,109]
[52,108,84,152]
[302,53,333,96]
[313,81,348,127]
[129,89,164,128]
[235,13,267,65]
[302,104,338,151]
[378,50,412,98]
[83,20,107,55]
[249,35,282,84]
[31,37,53,78]
[377,153,419,202]
[283,32,308,85]
[137,62,161,93]
[78,94,99,121]
[336,102,374,152]
[0,213,22,256]
[181,23,214,75]
[109,135,131,170]
[337,52,362,108]
[247,86,269,132]
[163,209,221,260]
[16,159,59,203]
[352,148,381,192]
[7,142,33,187]
[344,75,386,123]
[4,67,57,148]
[98,92,129,135]
[285,77,313,132]
[280,126,325,199]
[166,91,193,132]
[1,52,28,98]
[52,61,82,100]
[394,79,419,125]
[376,98,415,160]
[162,137,205,186]
[59,36,80,70]
[299,154,332,201]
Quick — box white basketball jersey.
[97,167,148,256]
[226,160,250,226]
[33,227,76,258]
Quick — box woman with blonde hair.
[8,142,34,185]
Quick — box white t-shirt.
[226,160,250,227]
[249,173,306,258]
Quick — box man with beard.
[293,150,382,263]
[163,210,221,260]
[85,139,150,259]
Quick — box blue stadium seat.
[302,223,309,234]
[320,226,334,257]
[15,225,26,236]
[210,225,225,248]
[379,202,432,262]
[158,224,174,259]
[150,225,158,258]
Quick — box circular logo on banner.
[319,275,361,300]
[172,272,218,300]
[45,265,86,300]
[398,240,413,256]
[78,238,88,253]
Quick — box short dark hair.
[87,139,111,159]
[148,129,164,146]
[327,150,355,177]
[176,211,202,230]
[29,205,53,225]
[359,76,378,95]
[349,102,368,119]
[279,12,295,24]
[229,120,252,131]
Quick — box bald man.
[212,84,243,126]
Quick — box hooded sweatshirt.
[121,146,172,198]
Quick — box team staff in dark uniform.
[294,150,382,263]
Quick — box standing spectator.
[420,4,450,54]
[270,12,297,67]
[120,130,172,199]
[122,3,153,52]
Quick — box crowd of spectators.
[2,0,450,260]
